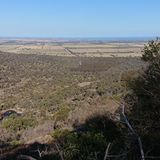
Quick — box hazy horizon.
[0,36,157,41]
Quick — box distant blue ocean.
[0,37,158,43]
[58,37,157,42]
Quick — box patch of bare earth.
[77,82,92,87]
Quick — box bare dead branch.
[94,152,98,160]
[104,142,111,160]
[31,145,48,158]
[55,143,64,160]
[17,154,37,160]
[121,104,145,160]
[37,148,43,158]
[106,153,127,158]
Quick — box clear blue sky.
[0,0,160,38]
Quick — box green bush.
[53,106,71,121]
[9,140,21,146]
[2,116,36,131]
[51,115,124,160]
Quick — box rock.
[0,110,22,121]
[78,82,91,87]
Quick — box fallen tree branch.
[104,142,111,160]
[121,104,145,160]
[106,153,127,158]
[17,154,37,160]
[55,143,64,160]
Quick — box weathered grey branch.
[94,152,98,160]
[104,142,111,160]
[37,148,43,157]
[17,155,37,160]
[31,146,48,158]
[55,143,64,160]
[106,153,127,158]
[121,104,145,160]
[111,98,157,160]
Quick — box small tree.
[128,39,160,156]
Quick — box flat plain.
[0,38,145,57]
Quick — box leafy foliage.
[2,116,36,132]
[52,115,124,160]
[127,39,160,156]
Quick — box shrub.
[51,115,124,160]
[127,39,160,156]
[2,116,36,132]
[53,106,71,121]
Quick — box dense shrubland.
[1,40,160,159]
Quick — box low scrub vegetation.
[2,116,36,132]
[1,40,160,159]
